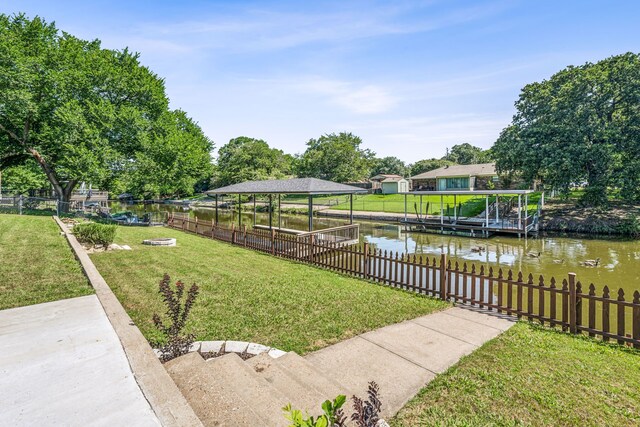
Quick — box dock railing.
[166,213,640,348]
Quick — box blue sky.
[4,1,640,162]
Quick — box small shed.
[381,177,409,194]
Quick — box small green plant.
[283,381,384,427]
[73,222,117,246]
[283,395,347,427]
[152,273,200,363]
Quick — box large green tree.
[493,52,640,205]
[0,159,48,195]
[297,132,375,182]
[114,110,213,198]
[0,14,212,204]
[443,143,492,165]
[214,136,293,187]
[370,156,407,177]
[409,158,455,176]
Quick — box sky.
[3,1,640,162]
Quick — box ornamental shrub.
[73,222,117,246]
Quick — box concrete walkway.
[305,306,515,417]
[0,295,160,426]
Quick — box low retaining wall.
[54,216,203,427]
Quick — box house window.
[442,177,469,189]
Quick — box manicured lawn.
[331,194,486,215]
[0,215,91,310]
[90,226,448,354]
[392,322,640,427]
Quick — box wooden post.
[278,194,282,229]
[633,291,639,349]
[308,235,314,263]
[404,193,407,221]
[495,194,499,224]
[243,224,247,247]
[439,253,448,301]
[569,273,577,334]
[271,228,275,255]
[268,194,273,230]
[195,216,198,235]
[308,195,313,232]
[440,195,444,225]
[238,194,242,228]
[215,194,219,225]
[349,194,353,224]
[363,243,370,279]
[253,195,256,227]
[231,223,236,245]
[518,194,522,231]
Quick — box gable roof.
[205,177,368,195]
[371,174,403,181]
[381,176,407,183]
[411,163,497,180]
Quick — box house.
[410,163,516,191]
[370,174,403,192]
[380,176,409,194]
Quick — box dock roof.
[205,177,368,195]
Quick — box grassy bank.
[90,226,447,354]
[392,322,640,426]
[0,215,91,310]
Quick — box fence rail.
[167,214,640,348]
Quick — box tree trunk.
[27,147,77,213]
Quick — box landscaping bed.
[392,322,640,426]
[89,226,448,354]
[0,215,92,310]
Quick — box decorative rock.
[199,340,224,354]
[267,348,287,358]
[121,245,132,250]
[247,343,270,355]
[224,340,250,354]
[376,420,390,427]
[142,238,176,247]
[109,243,122,250]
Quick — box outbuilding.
[381,177,409,194]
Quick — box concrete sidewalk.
[0,295,160,426]
[305,306,515,417]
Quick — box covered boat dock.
[205,178,367,245]
[399,189,540,238]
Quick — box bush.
[73,222,117,246]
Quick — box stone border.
[54,216,203,427]
[155,340,287,359]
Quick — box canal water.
[117,203,640,298]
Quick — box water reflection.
[116,203,640,295]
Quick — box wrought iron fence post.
[19,194,23,215]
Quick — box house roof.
[381,177,407,183]
[205,177,368,195]
[411,163,497,180]
[371,174,403,181]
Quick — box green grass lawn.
[0,215,92,310]
[331,194,487,216]
[392,322,640,427]
[90,226,448,354]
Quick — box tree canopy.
[213,136,293,187]
[370,156,407,177]
[0,14,213,202]
[409,158,455,176]
[443,143,492,165]
[296,132,375,182]
[493,52,640,205]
